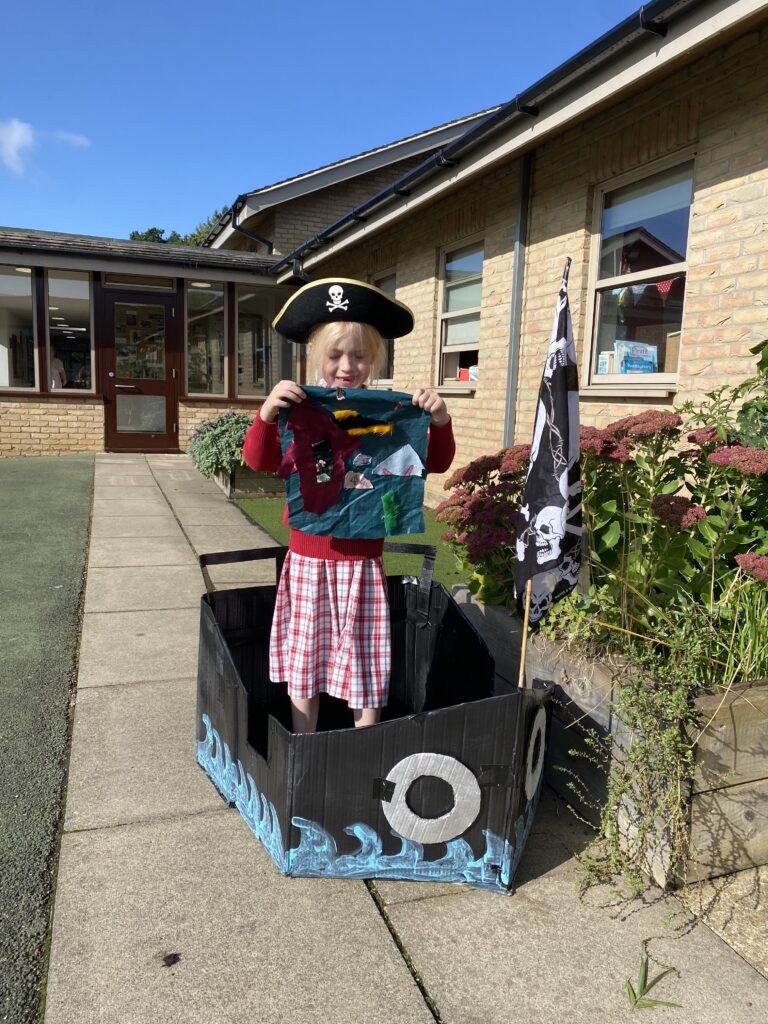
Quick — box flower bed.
[438,340,768,889]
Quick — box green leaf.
[697,519,719,544]
[635,998,683,1009]
[602,521,622,549]
[626,980,638,1007]
[601,500,618,513]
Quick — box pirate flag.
[514,259,582,626]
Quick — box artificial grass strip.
[234,496,469,590]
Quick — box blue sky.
[1,0,641,240]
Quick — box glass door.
[103,293,181,451]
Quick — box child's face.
[319,331,372,388]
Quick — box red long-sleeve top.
[243,410,456,560]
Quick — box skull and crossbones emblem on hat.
[326,284,349,313]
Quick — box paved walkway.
[44,454,768,1024]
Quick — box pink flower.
[443,453,502,489]
[735,552,768,582]
[465,525,515,562]
[651,494,707,529]
[606,410,682,439]
[687,426,720,446]
[499,444,531,476]
[440,530,455,543]
[708,446,768,475]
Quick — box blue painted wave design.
[197,714,287,870]
[197,713,538,892]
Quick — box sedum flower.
[708,445,768,475]
[651,494,707,529]
[606,410,683,439]
[735,552,768,582]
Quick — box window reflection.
[48,270,92,389]
[0,267,35,389]
[186,282,225,395]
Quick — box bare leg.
[352,707,381,729]
[291,695,320,734]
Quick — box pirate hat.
[272,277,414,343]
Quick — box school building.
[2,0,767,508]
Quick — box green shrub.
[187,410,254,478]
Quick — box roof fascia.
[209,110,498,250]
[286,0,766,279]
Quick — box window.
[47,271,92,390]
[236,287,294,397]
[439,243,483,384]
[372,272,396,383]
[103,273,175,291]
[0,266,35,389]
[186,281,225,395]
[588,160,693,386]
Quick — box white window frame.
[369,269,397,388]
[581,151,696,397]
[437,236,483,389]
[45,269,96,394]
[184,280,228,399]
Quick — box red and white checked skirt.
[269,552,391,708]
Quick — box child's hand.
[411,388,450,427]
[260,380,306,422]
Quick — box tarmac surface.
[28,454,768,1022]
[0,454,93,1024]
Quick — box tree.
[129,208,228,248]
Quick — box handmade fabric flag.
[514,260,582,625]
[279,386,430,538]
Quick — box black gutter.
[267,0,707,277]
[229,195,275,254]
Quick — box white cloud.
[53,130,91,149]
[0,118,35,175]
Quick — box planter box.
[451,586,768,886]
[213,465,283,499]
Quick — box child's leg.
[352,707,381,728]
[291,695,320,733]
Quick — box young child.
[243,278,455,734]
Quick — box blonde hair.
[306,321,387,384]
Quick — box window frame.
[581,151,696,397]
[369,269,397,388]
[44,269,96,395]
[0,265,38,392]
[183,279,228,399]
[437,236,484,389]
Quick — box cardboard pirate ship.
[196,544,551,893]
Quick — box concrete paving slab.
[63,678,221,833]
[686,866,768,979]
[77,608,200,687]
[94,484,161,497]
[182,524,277,554]
[206,561,280,587]
[95,454,148,464]
[84,566,204,613]
[88,536,197,568]
[92,499,174,518]
[90,516,184,539]
[163,494,234,509]
[173,506,252,527]
[383,794,768,1024]
[45,812,433,1024]
[93,471,154,485]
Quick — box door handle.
[114,384,138,389]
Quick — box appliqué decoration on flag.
[279,386,430,538]
[514,261,583,625]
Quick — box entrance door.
[103,293,181,452]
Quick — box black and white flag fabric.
[514,260,582,626]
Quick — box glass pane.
[592,274,685,375]
[599,163,693,278]
[446,279,482,312]
[442,349,479,383]
[444,313,480,347]
[0,266,35,389]
[238,288,273,396]
[376,274,396,296]
[445,245,483,283]
[116,394,166,433]
[48,270,92,390]
[114,304,166,380]
[186,282,225,394]
[374,275,396,378]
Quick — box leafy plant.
[626,955,681,1010]
[187,410,254,478]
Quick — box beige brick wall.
[178,401,262,450]
[315,23,768,505]
[0,398,104,456]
